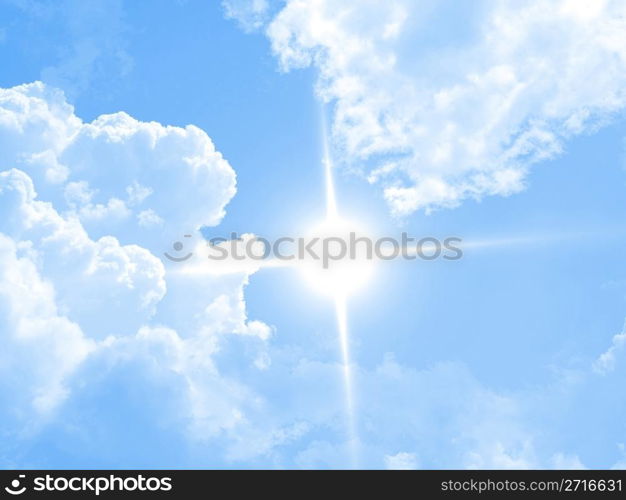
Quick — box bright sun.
[299,216,375,297]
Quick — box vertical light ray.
[335,292,358,467]
[321,105,359,467]
[321,111,338,220]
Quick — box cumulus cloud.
[0,168,166,338]
[228,0,626,214]
[0,232,93,418]
[0,81,275,465]
[0,83,80,179]
[0,82,237,251]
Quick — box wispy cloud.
[228,0,626,214]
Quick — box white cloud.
[361,354,540,469]
[222,0,271,33]
[611,444,626,470]
[217,350,550,468]
[594,320,626,374]
[0,81,273,458]
[0,168,166,338]
[612,460,626,470]
[0,83,80,177]
[0,232,94,416]
[384,451,419,470]
[464,442,536,470]
[60,110,236,244]
[0,82,237,251]
[551,452,586,470]
[236,0,626,214]
[93,325,255,439]
[10,0,132,98]
[137,209,164,228]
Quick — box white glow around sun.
[299,216,375,297]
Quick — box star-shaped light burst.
[175,113,378,467]
[296,128,376,467]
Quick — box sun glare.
[299,216,375,298]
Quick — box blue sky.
[1,0,626,469]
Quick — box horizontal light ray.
[172,233,564,277]
[171,256,299,276]
[392,234,568,259]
